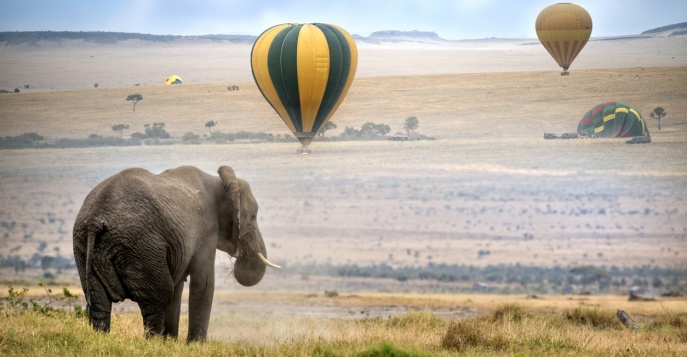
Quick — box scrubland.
[1,35,686,355]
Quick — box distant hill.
[641,22,687,36]
[1,22,685,46]
[356,30,445,44]
[0,31,256,45]
[0,30,446,46]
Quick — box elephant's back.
[74,167,204,240]
[76,168,155,215]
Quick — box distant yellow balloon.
[536,3,592,75]
[165,75,183,85]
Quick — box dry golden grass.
[2,294,685,356]
[2,67,686,141]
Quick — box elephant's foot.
[140,304,166,337]
[162,327,179,340]
[186,330,207,343]
[88,310,111,333]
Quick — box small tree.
[126,94,143,112]
[111,124,130,138]
[404,116,419,137]
[317,121,337,138]
[342,126,361,138]
[361,122,390,136]
[205,120,217,135]
[143,122,169,143]
[650,107,667,130]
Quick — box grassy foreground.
[2,301,685,356]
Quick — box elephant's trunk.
[233,228,270,287]
[218,165,280,287]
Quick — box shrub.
[0,284,83,317]
[181,132,201,144]
[564,307,621,329]
[441,319,509,351]
[489,303,528,323]
[0,132,44,149]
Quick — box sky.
[0,0,685,40]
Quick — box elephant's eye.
[251,214,257,220]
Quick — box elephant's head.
[218,166,280,287]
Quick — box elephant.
[72,165,280,342]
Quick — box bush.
[181,132,201,144]
[0,284,83,317]
[0,132,44,149]
[488,303,528,323]
[564,307,621,329]
[441,319,509,351]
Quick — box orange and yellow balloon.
[536,3,592,75]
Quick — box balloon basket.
[296,145,312,155]
[560,70,570,76]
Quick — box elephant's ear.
[218,166,241,229]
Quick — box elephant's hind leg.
[88,276,113,332]
[118,252,174,338]
[138,301,168,338]
[162,280,185,339]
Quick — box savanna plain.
[1,34,686,355]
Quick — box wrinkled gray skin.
[73,165,270,342]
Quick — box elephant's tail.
[84,226,98,313]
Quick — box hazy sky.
[1,0,685,40]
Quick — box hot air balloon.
[536,3,592,75]
[577,101,650,138]
[165,75,183,85]
[251,23,358,153]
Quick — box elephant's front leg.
[187,264,215,342]
[163,280,185,339]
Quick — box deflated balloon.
[251,23,358,147]
[165,75,182,85]
[536,3,592,75]
[577,101,650,138]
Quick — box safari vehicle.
[388,135,419,141]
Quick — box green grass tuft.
[354,342,435,357]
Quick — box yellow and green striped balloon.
[536,3,592,75]
[577,101,650,138]
[251,23,358,147]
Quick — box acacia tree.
[404,116,419,137]
[317,121,337,138]
[111,124,130,138]
[126,94,143,111]
[205,120,217,135]
[143,122,169,143]
[650,107,667,130]
[361,122,390,136]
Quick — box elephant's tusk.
[257,253,281,269]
